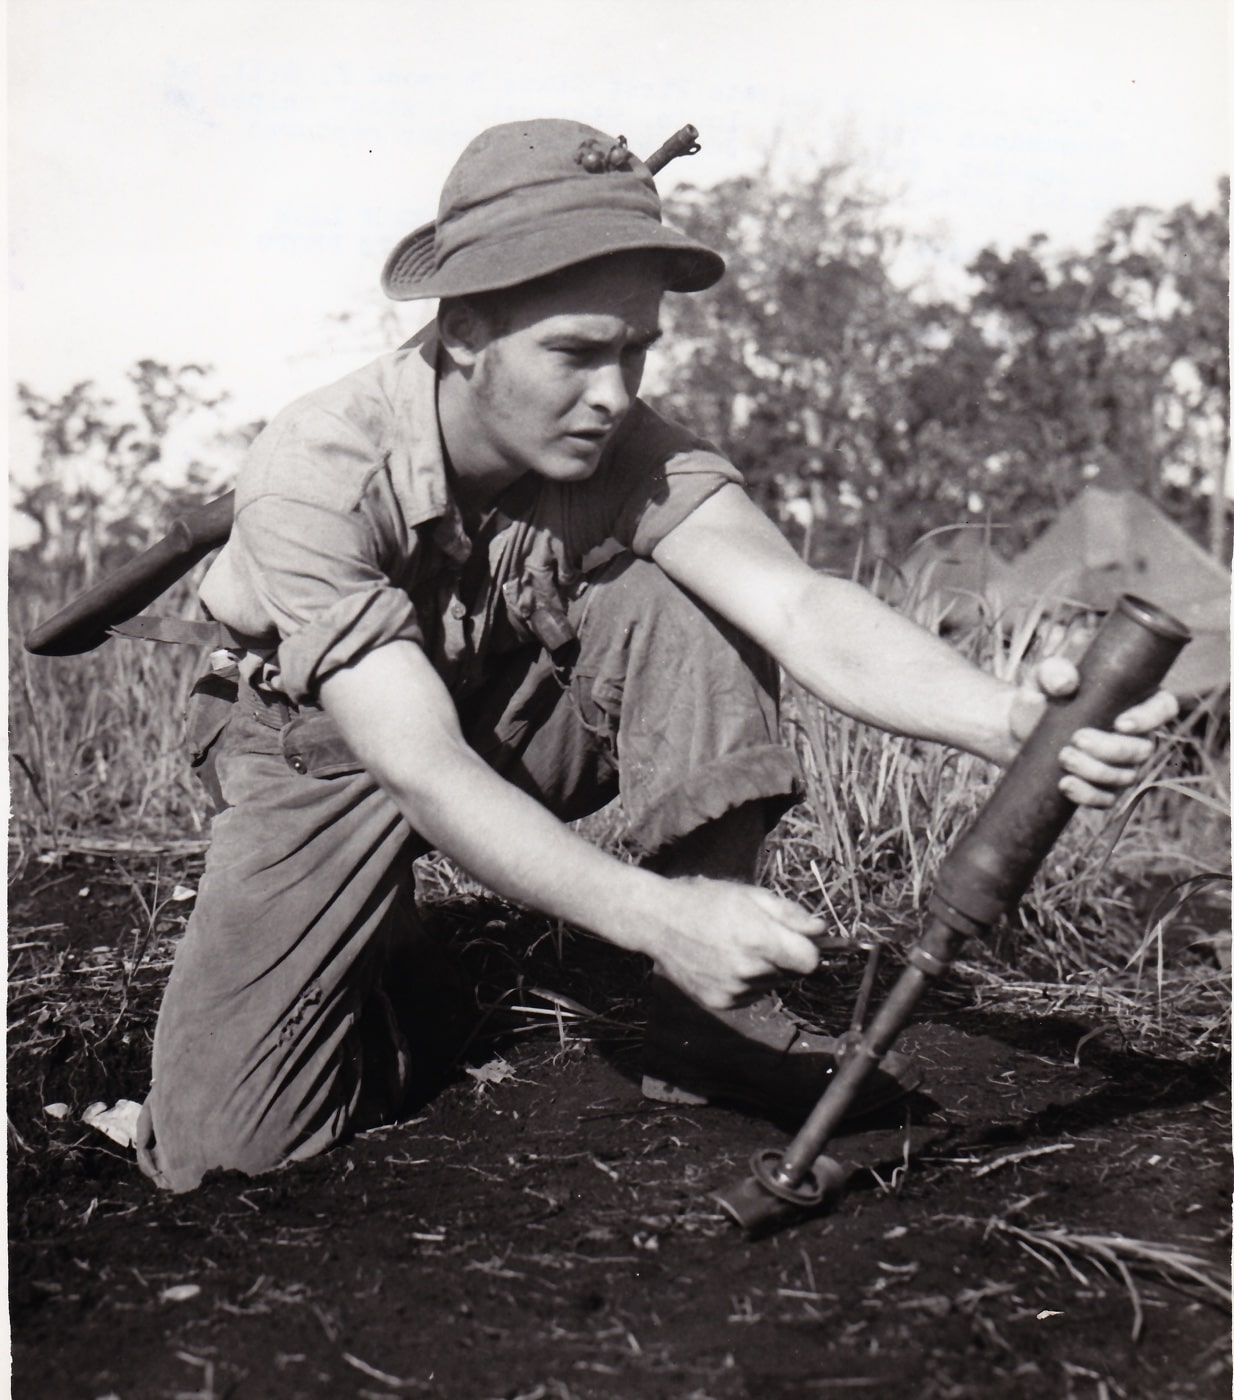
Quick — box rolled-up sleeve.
[623,449,743,557]
[229,494,424,705]
[605,402,744,557]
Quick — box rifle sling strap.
[109,615,232,648]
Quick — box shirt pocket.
[280,709,365,779]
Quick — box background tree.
[964,182,1229,552]
[660,170,1230,566]
[12,361,252,601]
[659,163,935,565]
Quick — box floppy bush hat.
[381,119,725,301]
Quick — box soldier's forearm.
[782,575,1019,764]
[318,639,668,955]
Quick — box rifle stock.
[24,492,236,656]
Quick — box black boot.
[641,975,921,1123]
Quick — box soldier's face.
[463,254,666,484]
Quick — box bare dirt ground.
[8,852,1231,1400]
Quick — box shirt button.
[450,600,467,619]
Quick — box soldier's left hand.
[1009,655,1179,808]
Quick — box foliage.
[12,360,250,597]
[9,614,216,857]
[10,360,244,856]
[660,170,1230,565]
[659,164,932,563]
[966,184,1230,549]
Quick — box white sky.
[7,0,1230,466]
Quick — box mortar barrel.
[934,595,1190,929]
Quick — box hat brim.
[381,213,724,301]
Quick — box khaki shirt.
[200,325,743,705]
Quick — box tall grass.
[9,568,216,864]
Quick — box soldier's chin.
[546,439,605,476]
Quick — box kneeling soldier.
[133,120,1174,1192]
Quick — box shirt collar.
[386,322,471,564]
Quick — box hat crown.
[436,120,658,228]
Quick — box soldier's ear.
[437,299,489,369]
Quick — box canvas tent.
[901,487,1230,698]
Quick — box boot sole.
[640,1064,920,1121]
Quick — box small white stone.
[160,1283,202,1303]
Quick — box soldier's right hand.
[640,876,825,1010]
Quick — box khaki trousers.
[137,557,800,1191]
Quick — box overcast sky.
[8,0,1230,464]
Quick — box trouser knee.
[570,557,801,852]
